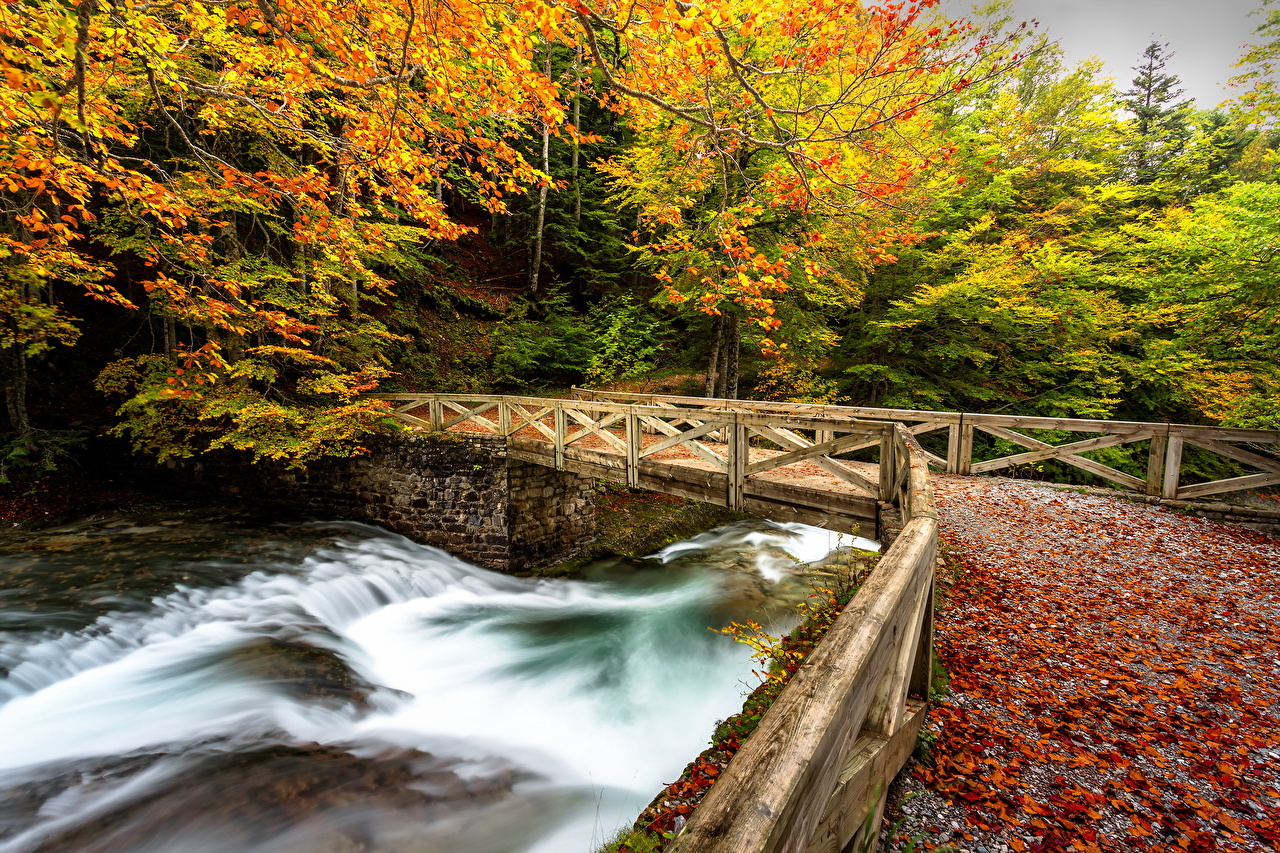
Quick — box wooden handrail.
[571,388,1280,502]
[666,423,938,853]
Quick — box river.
[0,510,873,853]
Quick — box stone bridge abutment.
[190,433,595,571]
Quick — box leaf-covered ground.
[894,477,1280,853]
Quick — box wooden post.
[946,422,962,474]
[908,580,936,700]
[498,399,511,436]
[957,422,974,475]
[429,398,444,432]
[728,417,747,510]
[625,410,640,488]
[1146,432,1167,496]
[1162,435,1184,500]
[816,428,834,448]
[554,406,566,470]
[878,428,896,501]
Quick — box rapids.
[0,512,873,853]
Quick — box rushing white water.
[0,517,863,853]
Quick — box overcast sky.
[936,0,1268,107]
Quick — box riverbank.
[0,474,184,530]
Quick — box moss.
[597,828,665,853]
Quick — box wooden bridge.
[374,392,896,537]
[372,389,1279,853]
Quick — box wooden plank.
[975,424,1148,491]
[744,431,890,476]
[907,584,935,700]
[946,422,961,474]
[864,558,933,737]
[508,404,556,441]
[920,449,947,471]
[626,412,640,488]
[441,402,500,432]
[744,478,879,522]
[553,407,566,470]
[1168,424,1280,443]
[638,455,726,487]
[428,399,444,431]
[667,518,937,853]
[957,422,974,476]
[1183,438,1280,475]
[1162,436,1184,500]
[1178,472,1280,500]
[393,411,433,431]
[804,703,927,853]
[970,430,1150,477]
[499,400,512,436]
[905,438,938,521]
[1146,433,1167,497]
[967,412,1160,436]
[564,409,628,452]
[878,431,895,501]
[636,414,731,471]
[729,419,747,511]
[751,424,881,496]
[638,418,727,458]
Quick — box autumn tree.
[586,0,1026,397]
[0,0,569,463]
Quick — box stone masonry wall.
[507,460,598,570]
[186,433,596,571]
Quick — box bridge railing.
[370,393,894,534]
[571,388,1280,501]
[666,422,938,853]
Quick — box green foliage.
[1233,0,1280,119]
[0,430,86,484]
[491,289,594,383]
[586,296,667,384]
[1121,41,1194,185]
[492,290,671,386]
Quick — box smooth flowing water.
[0,511,874,853]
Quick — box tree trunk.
[528,48,552,293]
[5,349,35,450]
[705,312,724,397]
[572,47,582,224]
[724,313,740,399]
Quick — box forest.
[1,0,1278,478]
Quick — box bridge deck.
[378,395,889,536]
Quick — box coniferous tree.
[1121,41,1195,184]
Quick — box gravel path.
[888,476,1280,853]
